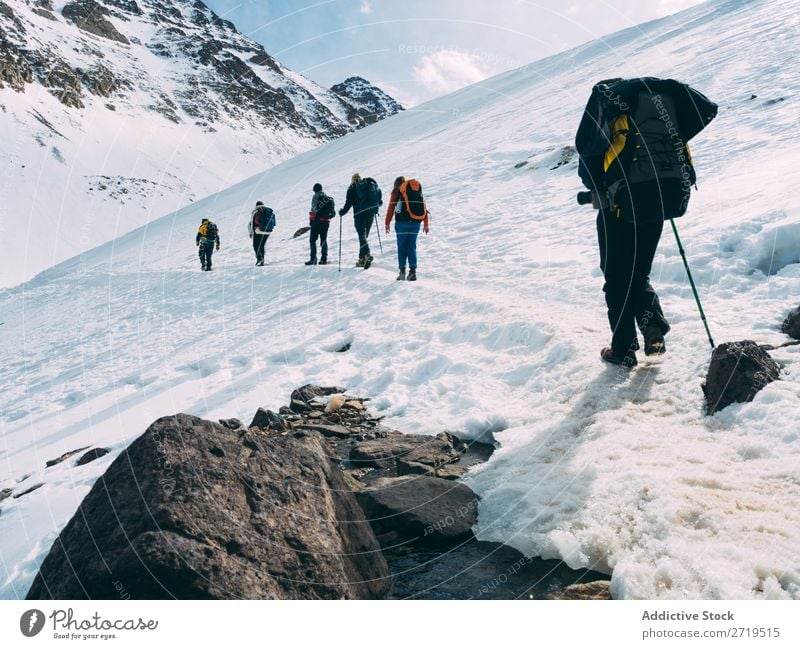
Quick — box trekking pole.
[338,213,343,272]
[374,214,383,253]
[670,219,715,348]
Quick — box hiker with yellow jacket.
[196,218,220,271]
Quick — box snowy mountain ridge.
[1,0,800,600]
[0,0,402,287]
[331,76,404,125]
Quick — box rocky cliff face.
[0,0,402,287]
[1,0,389,136]
[331,75,404,125]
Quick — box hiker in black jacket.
[196,218,220,271]
[339,173,382,269]
[306,183,334,265]
[575,78,717,368]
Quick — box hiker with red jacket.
[385,176,429,281]
[306,183,335,265]
[339,173,382,269]
[248,201,276,266]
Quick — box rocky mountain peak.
[331,75,404,125]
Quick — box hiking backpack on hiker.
[355,178,382,216]
[204,221,218,240]
[575,77,717,223]
[316,193,335,220]
[254,206,276,232]
[397,179,428,222]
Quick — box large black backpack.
[355,178,381,217]
[576,78,717,222]
[606,91,695,221]
[316,192,335,219]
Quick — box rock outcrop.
[356,475,479,547]
[546,580,612,600]
[62,0,130,44]
[782,305,800,340]
[75,447,110,465]
[330,76,403,125]
[27,414,390,599]
[703,340,780,415]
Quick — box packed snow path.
[2,0,800,599]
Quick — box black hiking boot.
[319,258,328,265]
[601,347,637,369]
[363,253,373,270]
[644,326,666,356]
[407,268,417,282]
[305,258,318,266]
[256,260,264,266]
[396,269,406,281]
[356,256,365,268]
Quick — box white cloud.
[412,49,490,96]
[360,1,372,15]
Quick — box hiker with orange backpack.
[385,176,429,281]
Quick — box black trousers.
[252,233,270,263]
[597,211,670,355]
[354,213,374,258]
[198,240,215,270]
[309,220,329,261]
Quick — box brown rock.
[26,414,390,599]
[75,448,110,466]
[356,475,479,547]
[782,306,800,340]
[703,340,780,415]
[45,446,90,468]
[547,580,612,600]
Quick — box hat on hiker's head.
[255,201,264,206]
[351,173,361,184]
[313,183,322,192]
[201,218,209,223]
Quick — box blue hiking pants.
[395,220,421,270]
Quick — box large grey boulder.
[27,414,390,599]
[356,475,479,547]
[703,340,780,415]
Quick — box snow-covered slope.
[0,0,401,288]
[2,0,800,599]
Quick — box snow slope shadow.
[467,364,660,575]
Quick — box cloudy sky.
[204,0,706,107]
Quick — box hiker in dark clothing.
[306,183,334,265]
[596,209,668,366]
[196,218,220,271]
[575,78,716,368]
[249,201,275,266]
[339,172,382,268]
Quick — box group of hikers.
[197,76,718,370]
[196,173,430,281]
